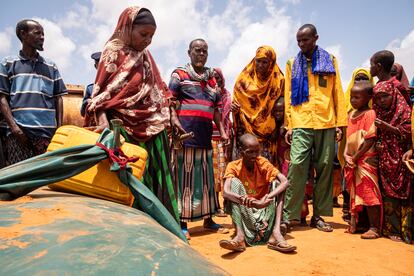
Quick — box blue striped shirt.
[0,52,67,138]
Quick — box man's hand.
[255,194,273,209]
[241,196,255,208]
[170,105,186,135]
[335,127,343,142]
[11,125,28,145]
[403,149,413,161]
[171,116,186,135]
[285,129,292,145]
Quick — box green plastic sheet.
[0,128,187,242]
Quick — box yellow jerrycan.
[47,125,148,206]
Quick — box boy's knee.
[230,177,245,193]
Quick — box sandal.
[182,228,191,240]
[344,225,356,234]
[361,228,380,239]
[310,216,333,232]
[342,213,351,223]
[389,235,403,242]
[204,223,230,234]
[299,218,308,226]
[267,240,297,253]
[219,239,246,252]
[216,208,228,217]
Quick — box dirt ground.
[2,191,413,275]
[187,197,414,276]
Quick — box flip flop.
[267,241,297,253]
[361,228,380,239]
[215,209,228,217]
[310,217,333,232]
[389,235,403,242]
[299,218,308,226]
[182,228,191,240]
[204,223,230,234]
[219,240,246,252]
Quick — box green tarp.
[0,191,228,275]
[0,128,186,242]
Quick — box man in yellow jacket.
[283,24,347,232]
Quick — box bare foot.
[389,235,402,242]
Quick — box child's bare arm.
[343,143,354,166]
[353,138,376,163]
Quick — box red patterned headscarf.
[373,79,412,199]
[84,7,171,142]
[373,80,411,127]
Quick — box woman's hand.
[375,118,392,132]
[231,102,240,113]
[85,110,109,133]
[403,149,413,161]
[85,123,108,133]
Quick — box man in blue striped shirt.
[0,19,67,165]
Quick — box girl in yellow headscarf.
[232,46,284,164]
[339,67,374,167]
[344,68,374,113]
[338,68,375,221]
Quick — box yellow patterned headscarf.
[233,46,284,141]
[344,68,374,113]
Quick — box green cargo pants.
[283,128,335,221]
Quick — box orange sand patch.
[0,195,33,205]
[57,230,92,243]
[32,249,48,259]
[0,204,71,248]
[0,240,30,249]
[188,201,414,275]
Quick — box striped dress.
[169,65,221,221]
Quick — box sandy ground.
[187,199,414,276]
[1,191,413,275]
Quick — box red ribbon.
[96,142,140,170]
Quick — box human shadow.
[189,223,234,238]
[221,242,298,258]
[221,250,243,259]
[286,220,348,232]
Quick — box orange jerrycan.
[48,125,148,206]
